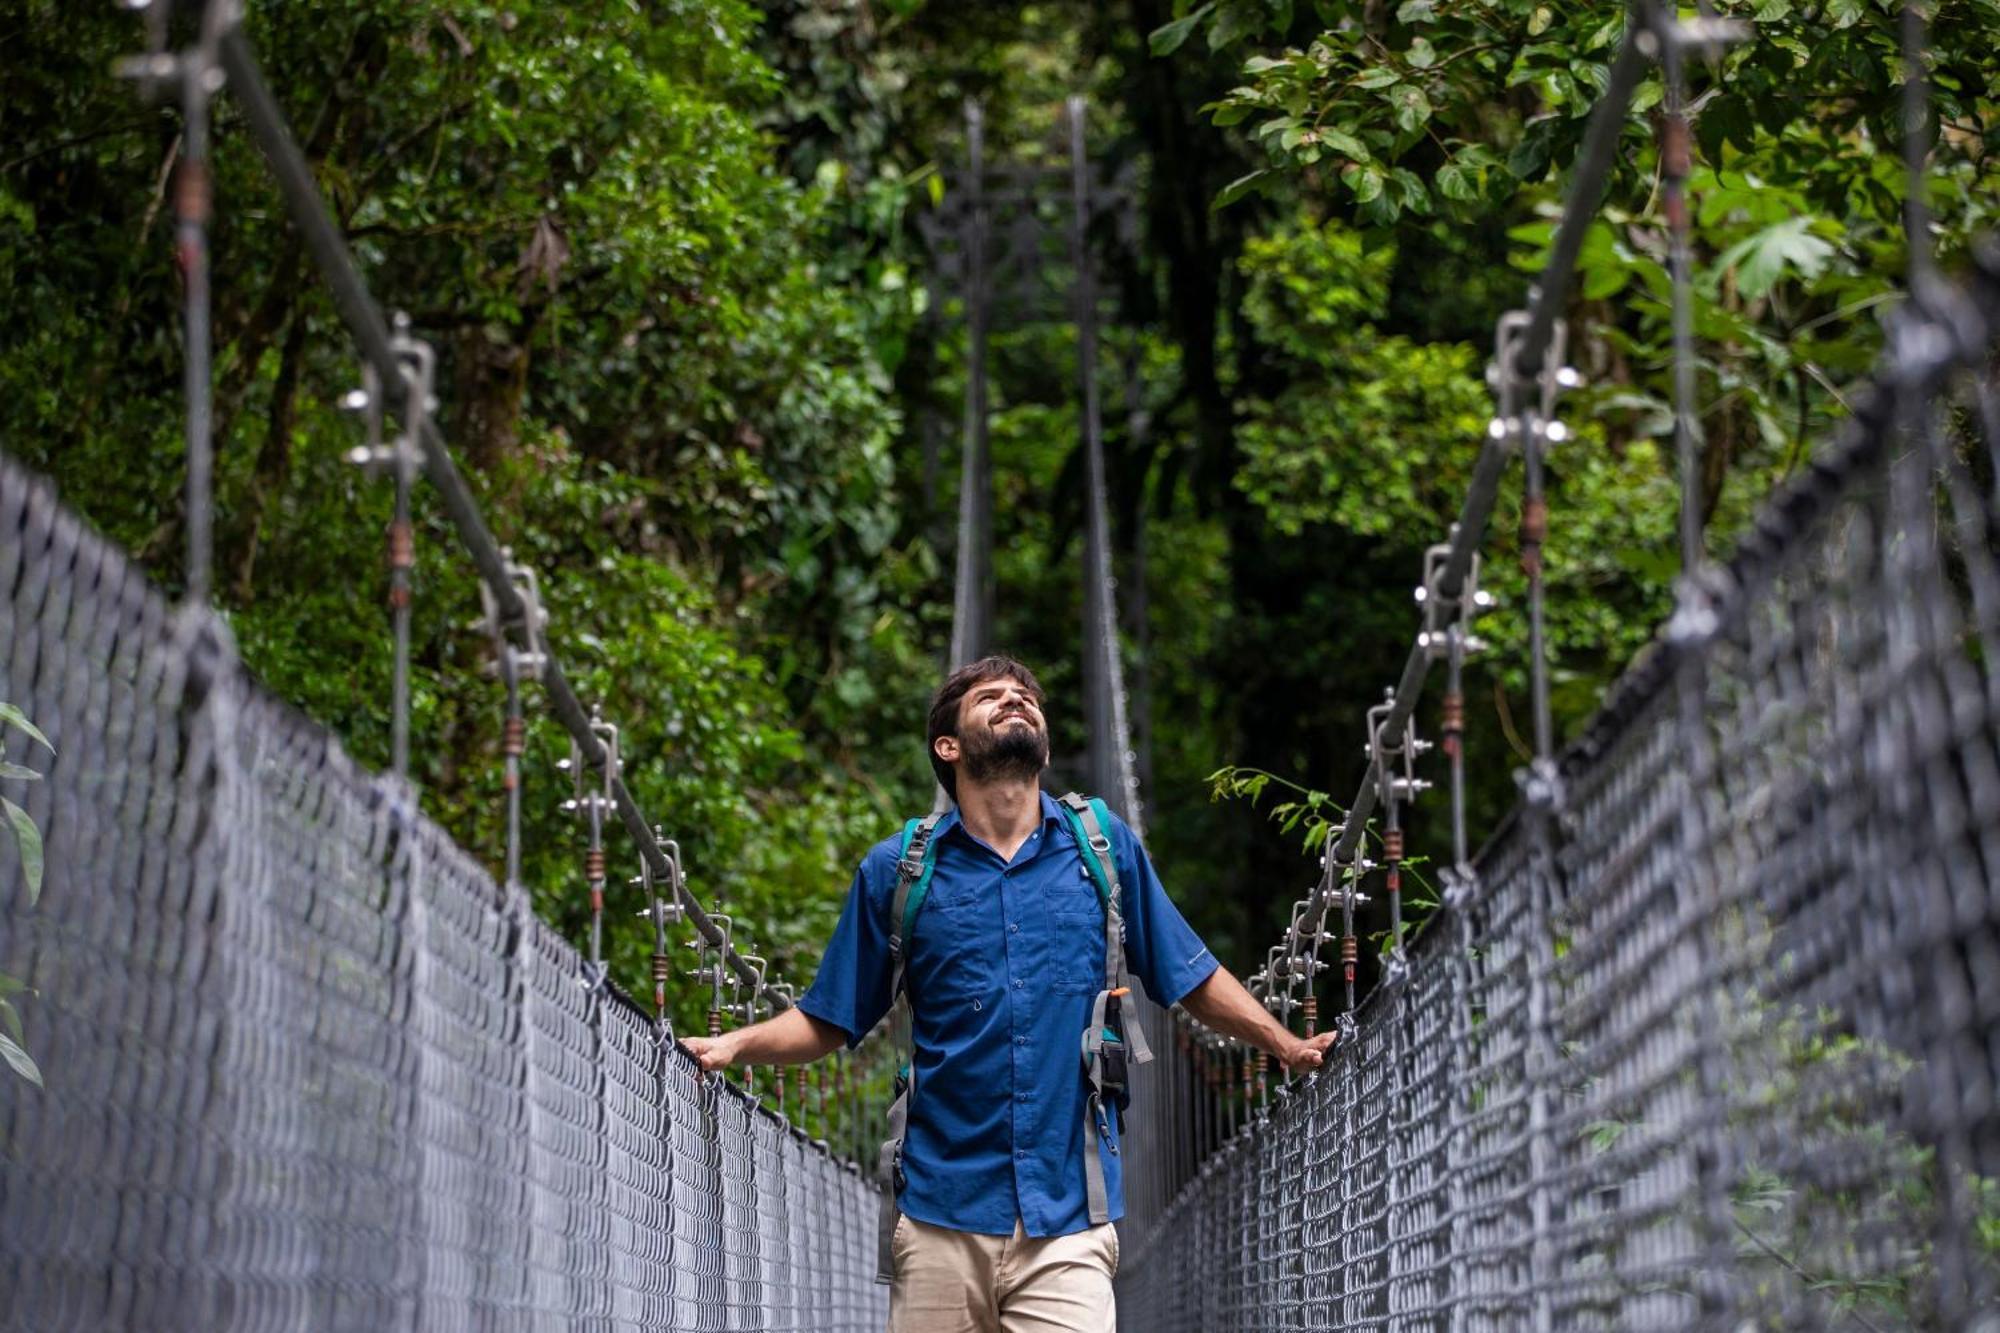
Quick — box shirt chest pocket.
[1044,866,1107,994]
[911,888,998,1001]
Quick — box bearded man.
[682,655,1333,1333]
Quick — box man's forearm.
[1179,966,1300,1062]
[690,1005,846,1070]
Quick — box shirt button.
[1013,978,1024,989]
[1017,1092,1029,1102]
[1015,1037,1027,1046]
[1016,1149,1027,1159]
[1009,923,1020,933]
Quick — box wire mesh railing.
[1119,243,2000,1328]
[1112,0,2000,1308]
[0,452,889,1329]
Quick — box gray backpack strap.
[1061,794,1153,1063]
[1078,987,1118,1223]
[876,812,944,1284]
[875,1089,911,1280]
[1058,793,1154,1225]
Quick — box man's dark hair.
[927,655,1047,801]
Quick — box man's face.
[937,676,1050,786]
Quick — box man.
[682,655,1335,1332]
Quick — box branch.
[0,119,158,175]
[1733,1218,1890,1333]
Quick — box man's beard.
[960,719,1049,786]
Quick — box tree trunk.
[230,311,307,602]
[452,324,529,471]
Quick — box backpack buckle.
[1088,1093,1114,1148]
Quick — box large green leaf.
[1320,128,1370,161]
[1343,162,1386,203]
[4,797,42,905]
[0,703,50,754]
[0,1031,41,1087]
[1713,215,1836,300]
[1392,85,1433,134]
[1213,169,1274,209]
[1148,3,1214,56]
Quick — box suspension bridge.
[3,2,2000,1329]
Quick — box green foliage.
[1171,0,2000,562]
[1234,220,1680,714]
[11,0,1997,1101]
[1134,0,2000,984]
[1712,993,2000,1325]
[1208,764,1343,850]
[1208,762,1439,949]
[0,702,50,1088]
[0,0,939,1096]
[1178,0,2000,229]
[1564,909,2000,1323]
[0,702,49,908]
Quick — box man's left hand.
[1279,1031,1338,1074]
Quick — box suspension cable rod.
[216,24,784,1010]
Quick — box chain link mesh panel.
[1119,271,2000,1330]
[0,455,888,1331]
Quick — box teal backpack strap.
[877,810,943,1284]
[1057,792,1155,1225]
[888,815,944,992]
[1056,794,1115,911]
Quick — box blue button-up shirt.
[798,790,1217,1238]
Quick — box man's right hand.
[680,1032,740,1072]
[677,1006,845,1073]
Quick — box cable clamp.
[1666,571,1722,648]
[1517,756,1566,814]
[1487,309,1578,444]
[1641,3,1752,60]
[1367,695,1428,809]
[1441,862,1480,913]
[561,705,620,819]
[114,0,240,102]
[388,313,435,475]
[340,363,392,476]
[736,955,768,1023]
[1416,539,1497,661]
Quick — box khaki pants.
[887,1214,1118,1333]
